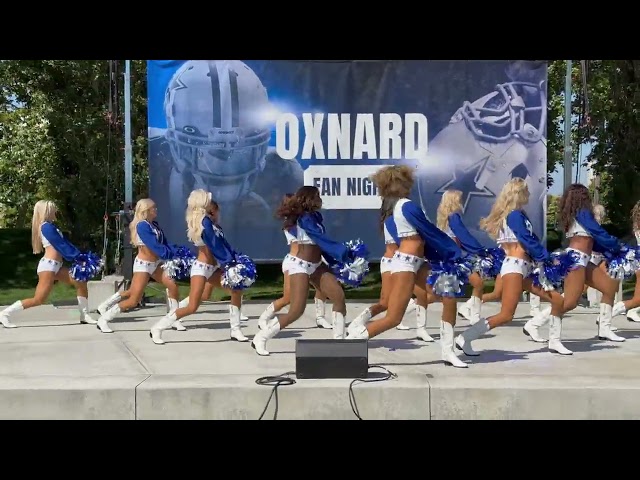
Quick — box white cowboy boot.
[455,318,490,356]
[457,297,473,321]
[167,298,186,331]
[98,292,121,316]
[346,322,369,339]
[611,301,626,317]
[0,300,22,328]
[523,306,551,343]
[150,312,177,345]
[597,303,625,342]
[258,302,277,330]
[315,298,332,328]
[333,311,346,339]
[415,305,434,342]
[529,293,541,316]
[96,304,120,333]
[77,296,97,325]
[548,315,572,355]
[397,298,416,329]
[627,307,640,323]
[252,317,281,356]
[229,305,248,342]
[468,296,482,325]
[440,321,467,368]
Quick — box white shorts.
[590,251,604,266]
[37,257,62,274]
[390,251,425,274]
[282,254,297,274]
[133,256,162,275]
[566,247,591,268]
[286,255,322,276]
[380,256,394,274]
[500,256,533,277]
[190,260,219,279]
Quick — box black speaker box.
[295,339,368,379]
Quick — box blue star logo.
[435,156,496,213]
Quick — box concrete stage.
[0,299,639,420]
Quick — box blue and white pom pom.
[468,247,505,279]
[221,254,257,290]
[162,246,196,281]
[427,257,473,297]
[530,249,583,291]
[330,239,370,287]
[606,244,640,281]
[70,251,104,282]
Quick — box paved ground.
[1,299,639,420]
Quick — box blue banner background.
[147,60,548,261]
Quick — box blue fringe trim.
[70,252,104,282]
[162,246,196,281]
[427,257,472,297]
[221,253,258,290]
[530,249,583,291]
[605,244,640,281]
[330,239,371,287]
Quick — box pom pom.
[467,247,505,279]
[606,244,640,281]
[427,257,472,297]
[330,239,370,287]
[162,246,196,281]
[70,251,104,282]
[530,249,583,291]
[221,254,257,290]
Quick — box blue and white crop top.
[383,224,396,245]
[496,219,518,244]
[197,216,235,266]
[565,220,591,238]
[284,227,298,245]
[40,223,52,248]
[393,198,418,238]
[39,221,82,262]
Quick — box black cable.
[255,371,296,420]
[349,364,397,420]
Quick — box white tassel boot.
[96,304,120,333]
[598,303,625,342]
[333,311,346,339]
[523,306,551,343]
[468,296,482,325]
[167,298,186,331]
[78,296,97,325]
[0,300,22,328]
[150,312,177,345]
[98,292,121,316]
[455,318,490,356]
[252,317,281,356]
[258,302,276,330]
[415,305,434,342]
[548,315,572,355]
[229,305,248,342]
[440,321,467,368]
[627,307,640,323]
[315,298,332,328]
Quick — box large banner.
[147,60,548,261]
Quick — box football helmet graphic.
[164,60,271,204]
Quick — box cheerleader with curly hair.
[0,200,98,327]
[611,200,640,323]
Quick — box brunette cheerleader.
[149,190,249,344]
[96,198,181,333]
[455,178,570,357]
[251,186,356,356]
[346,165,468,368]
[0,200,98,327]
[257,194,332,330]
[437,189,489,325]
[349,197,434,343]
[523,183,624,343]
[611,200,640,323]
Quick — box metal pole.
[563,60,573,191]
[121,60,134,282]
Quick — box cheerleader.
[251,186,352,356]
[257,194,332,330]
[149,190,249,344]
[523,183,624,343]
[454,178,570,357]
[437,189,488,325]
[346,165,468,368]
[96,198,181,333]
[349,197,434,343]
[611,200,640,323]
[0,200,97,327]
